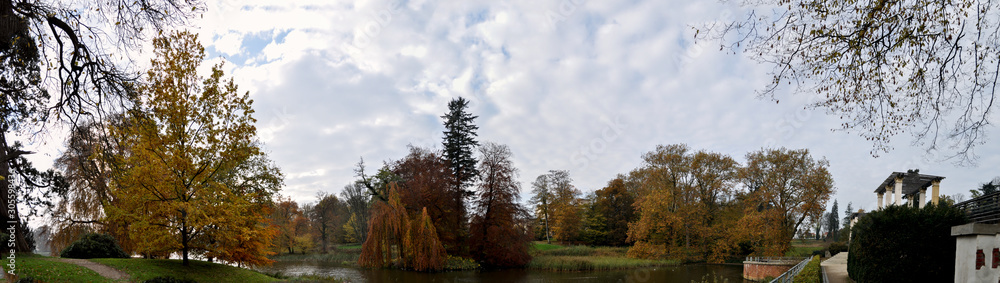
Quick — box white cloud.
[172,0,1000,209]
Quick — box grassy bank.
[528,242,678,271]
[14,253,339,282]
[16,254,112,283]
[94,258,283,282]
[786,239,828,257]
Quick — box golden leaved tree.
[105,31,282,267]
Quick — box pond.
[256,260,752,283]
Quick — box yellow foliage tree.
[105,31,282,267]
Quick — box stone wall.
[743,260,796,281]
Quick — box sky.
[20,0,1000,215]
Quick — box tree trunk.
[181,212,189,266]
[1,131,31,253]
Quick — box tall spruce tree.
[441,97,480,192]
[440,97,479,253]
[826,200,839,241]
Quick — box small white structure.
[873,169,944,209]
[952,223,1000,283]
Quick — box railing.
[954,191,1000,224]
[768,257,811,283]
[745,256,805,263]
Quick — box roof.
[873,169,945,196]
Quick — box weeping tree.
[358,182,447,271]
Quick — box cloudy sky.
[22,0,1000,213]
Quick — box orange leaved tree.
[358,182,448,271]
[105,31,281,266]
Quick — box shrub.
[143,276,197,283]
[810,249,826,257]
[59,233,129,259]
[792,256,821,283]
[827,242,848,256]
[848,204,967,283]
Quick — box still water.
[257,260,751,283]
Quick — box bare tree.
[700,0,1000,163]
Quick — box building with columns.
[873,169,944,209]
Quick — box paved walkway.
[48,258,130,281]
[821,252,853,283]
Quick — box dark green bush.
[59,233,129,259]
[847,204,967,283]
[827,242,848,256]
[793,255,821,283]
[143,276,197,283]
[810,249,826,257]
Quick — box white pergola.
[874,169,944,209]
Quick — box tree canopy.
[701,0,1000,162]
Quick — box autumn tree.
[529,174,554,243]
[309,193,346,253]
[51,117,138,254]
[270,198,311,254]
[469,142,531,267]
[740,148,834,253]
[341,181,371,243]
[545,170,583,244]
[390,146,464,254]
[105,31,281,266]
[1,0,201,252]
[358,183,448,271]
[589,177,636,246]
[700,0,1000,162]
[626,144,739,261]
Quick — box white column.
[886,185,893,206]
[932,180,941,205]
[894,176,904,206]
[877,192,884,209]
[919,188,927,208]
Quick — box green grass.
[786,245,826,257]
[529,255,678,271]
[335,244,362,250]
[93,258,281,282]
[531,241,565,252]
[15,253,113,283]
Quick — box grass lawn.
[527,241,678,271]
[530,241,564,252]
[92,258,281,282]
[15,254,113,283]
[335,244,362,250]
[786,239,828,257]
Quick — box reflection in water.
[257,260,751,283]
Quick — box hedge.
[847,204,967,283]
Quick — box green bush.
[59,233,129,259]
[827,242,848,256]
[793,255,821,283]
[848,204,967,283]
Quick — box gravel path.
[49,258,130,281]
